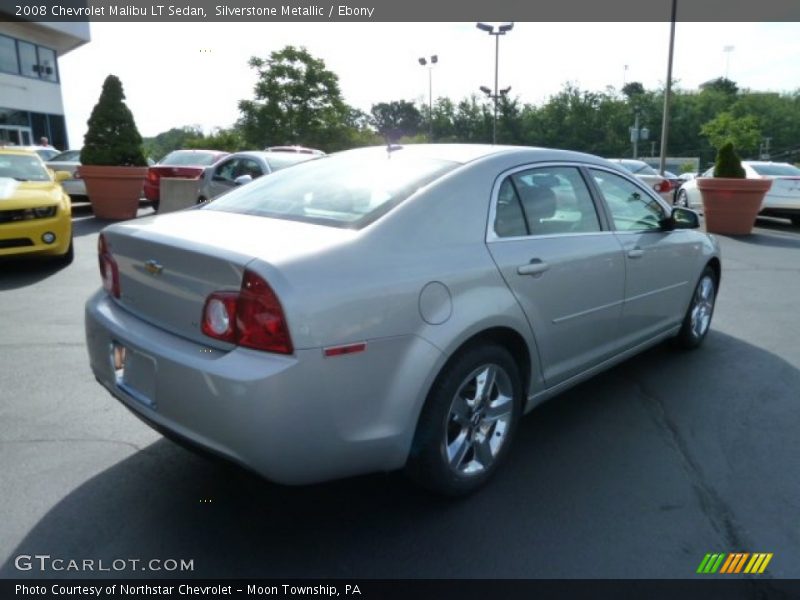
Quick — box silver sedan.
[85,144,721,495]
[197,150,318,201]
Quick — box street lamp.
[723,45,735,79]
[418,54,438,140]
[476,22,513,144]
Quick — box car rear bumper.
[85,290,441,484]
[0,211,71,257]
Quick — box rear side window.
[493,166,601,237]
[205,154,458,229]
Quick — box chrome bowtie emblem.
[144,259,164,275]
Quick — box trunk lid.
[102,209,357,348]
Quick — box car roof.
[333,144,611,166]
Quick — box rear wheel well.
[706,257,721,286]
[443,327,532,401]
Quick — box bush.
[81,75,147,167]
[713,142,746,178]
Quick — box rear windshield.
[0,153,50,181]
[749,163,800,177]
[160,150,222,166]
[265,153,316,171]
[617,160,659,176]
[205,153,458,229]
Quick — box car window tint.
[205,154,458,229]
[237,158,263,179]
[214,158,239,181]
[493,178,528,238]
[590,169,665,231]
[499,166,601,236]
[0,154,50,181]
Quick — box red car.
[144,149,228,210]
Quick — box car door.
[486,164,627,387]
[588,167,700,348]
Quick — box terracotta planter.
[697,177,772,235]
[79,165,147,220]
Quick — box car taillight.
[98,233,120,298]
[655,180,672,193]
[201,269,293,354]
[146,170,159,184]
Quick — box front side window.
[590,169,665,231]
[493,166,601,237]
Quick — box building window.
[0,34,59,83]
[0,34,19,75]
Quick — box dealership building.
[0,20,89,150]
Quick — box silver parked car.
[197,150,318,201]
[607,159,674,203]
[85,144,721,495]
[677,161,800,227]
[46,149,85,201]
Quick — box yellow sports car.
[0,148,73,263]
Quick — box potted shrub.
[696,142,771,235]
[79,75,148,220]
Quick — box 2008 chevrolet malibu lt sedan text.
[85,144,721,495]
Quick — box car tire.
[677,189,689,208]
[406,343,523,496]
[675,266,717,350]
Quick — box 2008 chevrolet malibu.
[85,144,721,495]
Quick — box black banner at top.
[1,0,799,22]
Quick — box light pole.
[418,55,438,140]
[658,0,677,175]
[723,45,735,79]
[476,22,513,144]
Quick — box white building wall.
[0,72,65,114]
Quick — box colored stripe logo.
[697,553,773,574]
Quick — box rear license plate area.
[111,342,157,409]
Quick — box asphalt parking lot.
[1,207,799,581]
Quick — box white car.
[607,159,673,203]
[676,162,800,227]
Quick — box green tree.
[142,126,205,162]
[81,74,147,166]
[185,127,246,153]
[701,111,761,153]
[370,101,423,142]
[237,46,352,152]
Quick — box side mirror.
[663,206,700,230]
[234,174,253,186]
[54,170,71,182]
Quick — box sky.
[58,22,800,149]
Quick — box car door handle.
[627,247,644,259]
[517,259,550,276]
